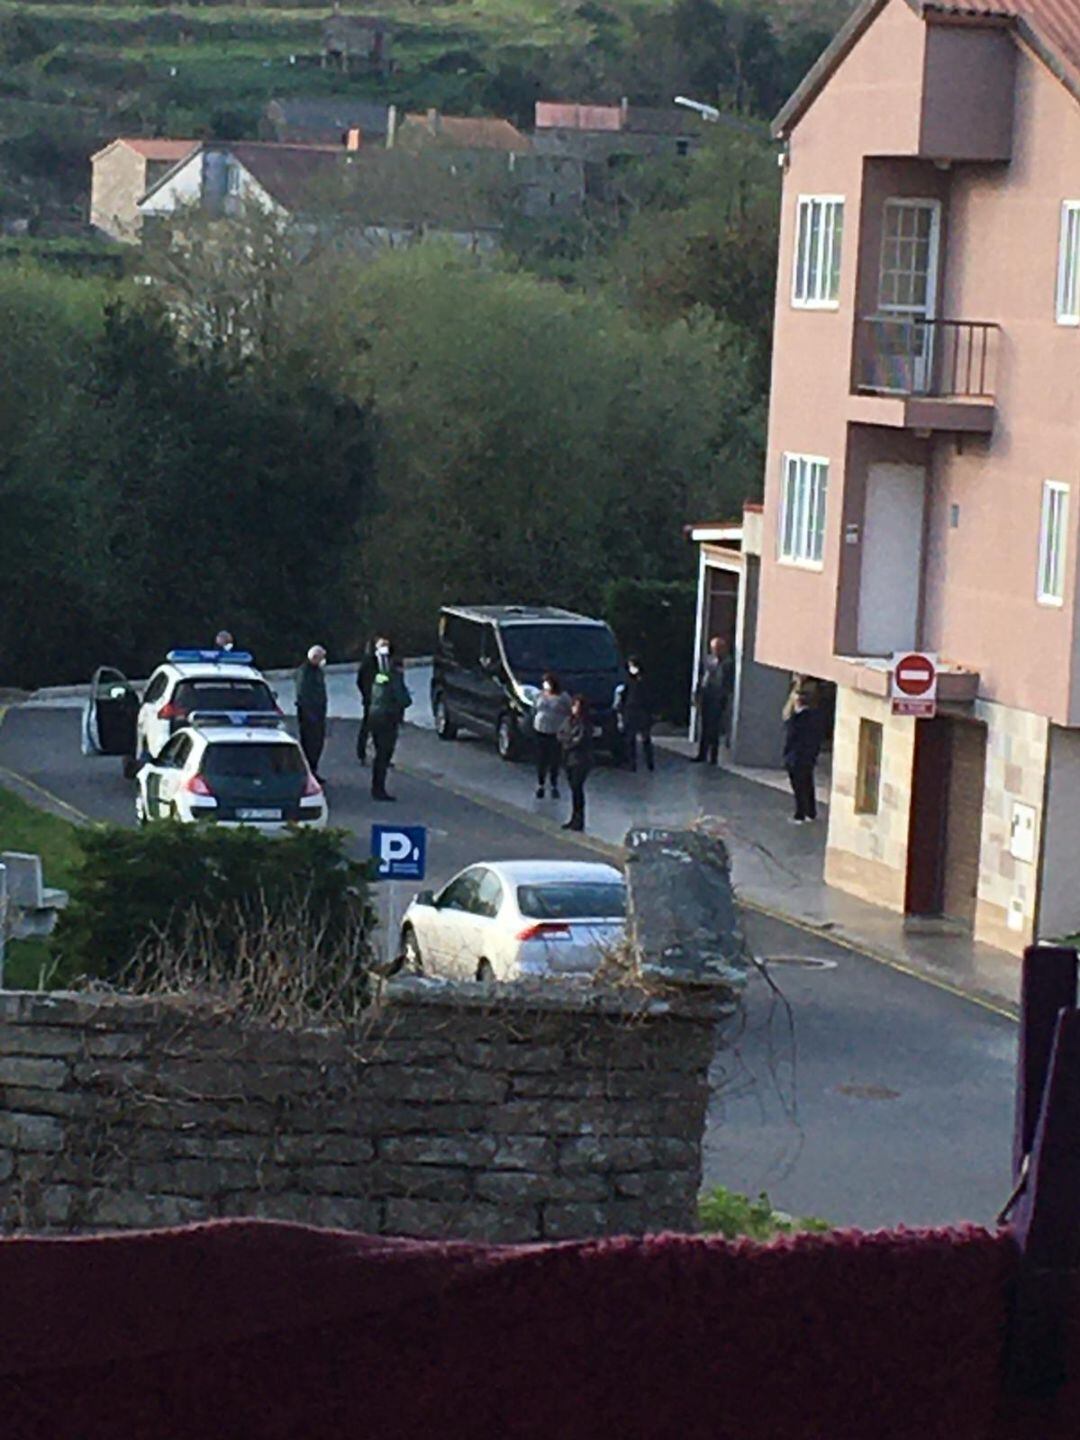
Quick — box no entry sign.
[891,651,938,718]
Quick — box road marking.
[0,762,93,825]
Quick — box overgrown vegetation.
[52,822,374,983]
[0,785,83,990]
[697,1185,830,1240]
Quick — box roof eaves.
[1012,12,1080,106]
[138,143,205,207]
[772,0,900,138]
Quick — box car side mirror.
[415,889,436,907]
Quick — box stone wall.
[0,979,727,1242]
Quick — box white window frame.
[1037,480,1069,606]
[792,195,844,310]
[1056,202,1080,325]
[778,453,829,568]
[227,163,243,197]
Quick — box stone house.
[89,138,197,242]
[322,14,391,74]
[262,98,391,147]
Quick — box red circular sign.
[894,653,936,696]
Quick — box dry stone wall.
[0,979,729,1242]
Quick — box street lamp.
[674,95,722,123]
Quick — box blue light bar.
[167,649,254,665]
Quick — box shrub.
[603,577,698,725]
[697,1185,830,1240]
[52,823,374,984]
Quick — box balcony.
[851,317,999,434]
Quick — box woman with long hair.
[559,694,593,832]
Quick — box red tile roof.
[398,113,530,152]
[90,137,198,164]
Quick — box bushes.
[698,1185,830,1240]
[52,823,374,984]
[604,577,697,725]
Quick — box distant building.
[532,100,708,162]
[392,110,531,154]
[138,142,343,225]
[321,14,391,75]
[89,138,197,241]
[262,98,391,147]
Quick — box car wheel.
[476,958,495,983]
[401,925,424,974]
[496,713,519,762]
[434,695,458,741]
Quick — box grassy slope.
[0,786,83,990]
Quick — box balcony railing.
[856,317,999,400]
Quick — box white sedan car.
[135,714,327,831]
[399,860,626,982]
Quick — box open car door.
[82,666,139,759]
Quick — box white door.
[858,463,926,656]
[878,199,941,393]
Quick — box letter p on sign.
[371,825,426,880]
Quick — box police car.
[82,649,279,771]
[134,712,327,830]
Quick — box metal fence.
[857,316,999,399]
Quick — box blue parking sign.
[371,825,426,881]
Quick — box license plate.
[236,808,282,821]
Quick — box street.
[0,703,1017,1230]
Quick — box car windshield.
[500,625,618,674]
[516,881,626,920]
[175,680,276,712]
[201,743,305,778]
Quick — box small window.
[1038,481,1069,605]
[1056,202,1080,324]
[855,720,883,815]
[675,139,690,157]
[779,454,829,566]
[793,196,844,308]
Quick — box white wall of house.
[139,153,205,217]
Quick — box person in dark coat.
[355,638,381,765]
[693,636,734,765]
[616,657,655,773]
[294,645,328,781]
[783,687,822,823]
[368,643,411,802]
[559,694,593,832]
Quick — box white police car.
[134,712,327,830]
[136,650,279,763]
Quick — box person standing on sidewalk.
[616,657,655,772]
[294,645,328,782]
[369,643,411,802]
[559,694,593,832]
[533,672,571,799]
[783,687,822,823]
[355,637,379,765]
[693,636,734,765]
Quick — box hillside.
[0,0,854,233]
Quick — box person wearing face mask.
[294,644,328,781]
[616,656,655,773]
[367,639,411,802]
[214,630,235,653]
[532,671,571,799]
[355,637,380,766]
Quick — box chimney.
[346,127,362,151]
[620,95,629,129]
[386,103,397,148]
[427,107,441,135]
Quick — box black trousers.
[536,732,561,787]
[356,701,371,763]
[787,759,817,820]
[697,705,724,763]
[624,721,654,771]
[566,762,589,830]
[371,719,400,797]
[298,709,326,775]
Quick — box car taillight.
[302,771,322,797]
[185,773,213,796]
[158,702,187,721]
[515,922,572,942]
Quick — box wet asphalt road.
[0,704,1017,1229]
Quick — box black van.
[431,605,624,760]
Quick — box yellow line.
[0,762,93,825]
[398,760,1018,1022]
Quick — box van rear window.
[501,625,618,673]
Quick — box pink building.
[758,0,1080,954]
